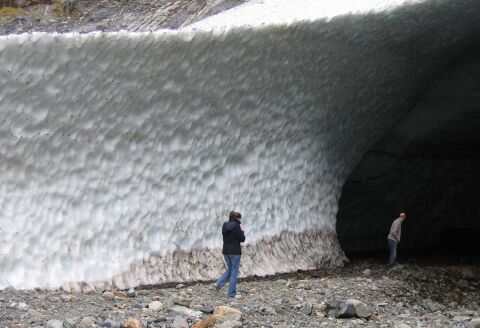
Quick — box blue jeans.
[388,238,397,266]
[216,254,241,298]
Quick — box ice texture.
[1,0,479,290]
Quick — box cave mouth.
[336,44,480,259]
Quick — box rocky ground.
[1,256,479,328]
[0,0,247,35]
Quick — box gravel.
[0,260,478,327]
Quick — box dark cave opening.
[336,47,480,259]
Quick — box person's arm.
[233,224,246,242]
[392,220,401,242]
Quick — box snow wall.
[1,0,480,290]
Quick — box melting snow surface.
[0,0,479,289]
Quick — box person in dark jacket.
[215,211,246,298]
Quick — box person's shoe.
[229,294,242,300]
[213,284,221,292]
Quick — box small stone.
[17,302,29,310]
[167,305,203,319]
[471,318,480,328]
[28,308,42,319]
[149,301,164,311]
[142,308,154,316]
[362,269,371,276]
[102,291,115,301]
[263,306,277,315]
[104,319,121,328]
[78,316,96,327]
[347,299,371,318]
[172,316,189,328]
[301,302,313,315]
[394,324,411,328]
[199,305,215,314]
[453,316,471,322]
[63,319,76,328]
[213,306,242,322]
[127,288,137,298]
[124,317,142,328]
[317,302,327,313]
[176,284,185,289]
[173,297,191,308]
[46,320,64,328]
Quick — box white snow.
[0,0,479,290]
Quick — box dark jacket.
[222,218,246,255]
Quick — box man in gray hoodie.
[387,212,406,267]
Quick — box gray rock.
[28,308,43,319]
[167,305,203,319]
[471,318,480,328]
[272,298,284,306]
[173,297,191,308]
[214,320,243,328]
[394,324,411,328]
[46,320,64,328]
[263,306,277,315]
[102,291,115,301]
[422,298,444,312]
[327,299,355,318]
[127,288,136,298]
[78,316,96,327]
[17,302,29,310]
[453,316,471,322]
[199,305,215,314]
[347,299,371,318]
[172,316,189,328]
[149,300,164,311]
[104,318,121,328]
[301,302,313,315]
[63,319,76,328]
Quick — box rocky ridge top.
[0,0,247,35]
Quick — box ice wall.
[1,0,479,290]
